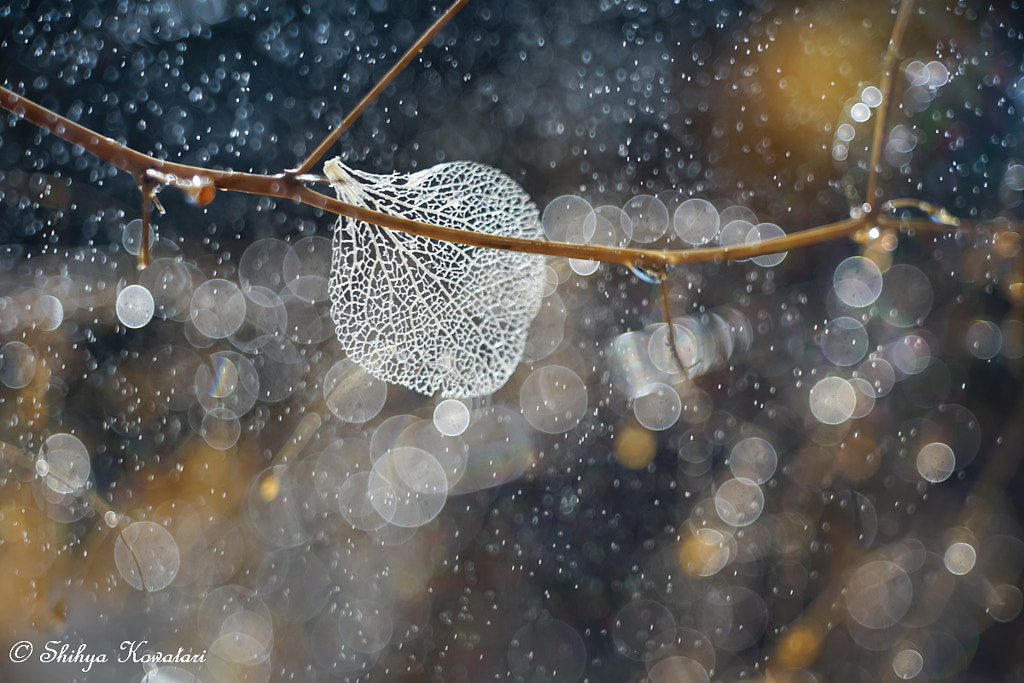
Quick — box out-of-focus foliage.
[1,0,1023,681]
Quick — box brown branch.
[138,175,158,269]
[6,81,1002,272]
[864,0,915,211]
[1,84,885,269]
[655,271,694,376]
[290,0,474,176]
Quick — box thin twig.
[138,175,158,269]
[864,0,916,211]
[652,269,694,376]
[290,0,473,176]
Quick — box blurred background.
[1,0,1023,680]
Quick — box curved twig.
[0,85,881,268]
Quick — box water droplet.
[116,284,155,328]
[520,365,588,433]
[114,521,180,591]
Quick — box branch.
[1,85,888,270]
[864,0,916,210]
[290,0,473,176]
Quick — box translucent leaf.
[326,158,546,398]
